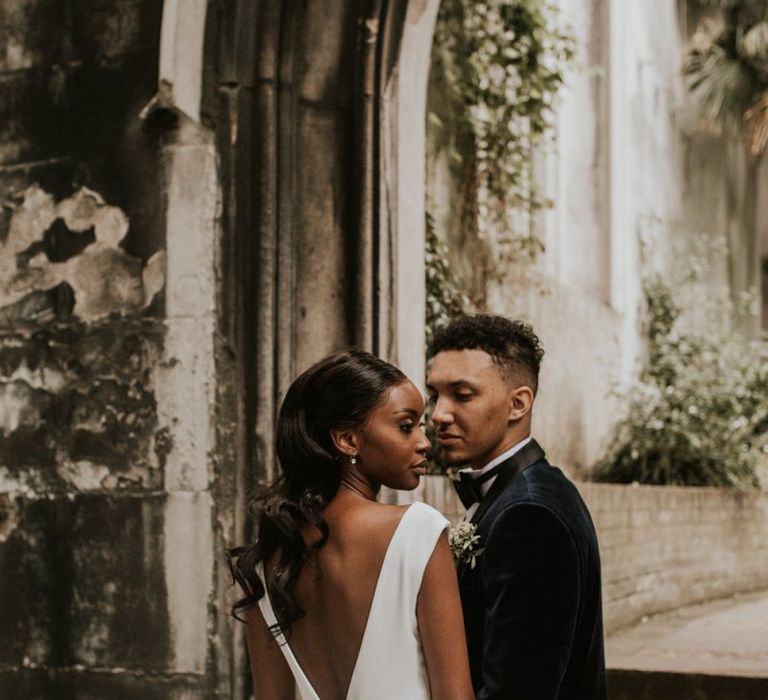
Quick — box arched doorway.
[189,0,441,694]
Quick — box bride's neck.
[338,472,379,501]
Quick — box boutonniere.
[449,522,484,569]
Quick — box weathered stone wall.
[0,2,213,697]
[2,1,443,697]
[418,476,768,634]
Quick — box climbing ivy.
[429,0,576,265]
[425,212,469,346]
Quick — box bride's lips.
[411,461,428,475]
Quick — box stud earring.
[350,454,357,464]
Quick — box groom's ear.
[507,385,534,423]
[330,427,360,458]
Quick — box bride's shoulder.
[368,502,448,527]
[329,502,448,544]
[361,502,410,529]
[329,502,406,538]
[366,501,450,525]
[407,501,451,531]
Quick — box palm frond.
[746,91,768,155]
[693,0,764,10]
[741,21,768,80]
[741,21,768,58]
[686,2,768,155]
[685,42,758,125]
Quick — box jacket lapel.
[470,439,546,525]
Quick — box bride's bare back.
[287,500,408,697]
[245,491,473,700]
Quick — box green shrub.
[593,272,768,489]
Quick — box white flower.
[488,64,506,87]
[449,522,485,569]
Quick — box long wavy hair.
[228,349,407,637]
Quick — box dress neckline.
[259,502,422,699]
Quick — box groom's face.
[427,348,518,470]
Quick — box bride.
[229,350,473,699]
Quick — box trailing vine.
[429,0,576,265]
[425,213,468,474]
[425,212,469,347]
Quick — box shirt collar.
[461,436,533,478]
[459,437,533,519]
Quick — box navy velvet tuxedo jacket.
[458,441,607,699]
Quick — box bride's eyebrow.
[393,408,421,417]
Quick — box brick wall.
[417,476,768,633]
[580,483,768,633]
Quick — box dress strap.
[254,561,320,700]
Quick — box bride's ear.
[331,427,359,459]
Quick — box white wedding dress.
[256,501,449,699]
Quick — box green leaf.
[428,112,444,128]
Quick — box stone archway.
[199,0,440,395]
[0,1,439,695]
[192,0,439,695]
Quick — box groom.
[427,314,607,699]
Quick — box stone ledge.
[0,667,213,700]
[607,669,768,700]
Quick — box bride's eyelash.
[400,419,426,433]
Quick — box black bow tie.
[452,466,501,509]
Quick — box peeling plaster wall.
[493,0,623,474]
[0,185,166,323]
[0,2,229,698]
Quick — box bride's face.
[353,381,431,491]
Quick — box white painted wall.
[514,0,689,469]
[427,0,766,473]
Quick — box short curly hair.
[429,314,545,392]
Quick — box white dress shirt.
[461,436,532,521]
